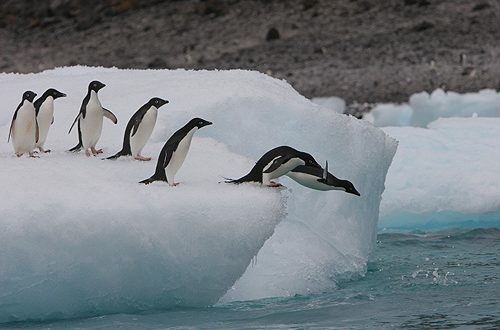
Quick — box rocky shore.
[1,0,500,104]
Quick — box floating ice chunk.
[364,88,500,127]
[380,117,500,229]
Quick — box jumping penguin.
[140,118,212,185]
[287,161,361,195]
[225,145,322,187]
[68,80,117,156]
[107,97,169,161]
[34,88,67,153]
[8,91,39,157]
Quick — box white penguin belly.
[130,108,157,156]
[12,104,36,154]
[35,99,54,148]
[287,172,338,191]
[81,93,103,148]
[166,128,197,183]
[262,157,305,184]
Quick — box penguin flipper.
[51,116,54,125]
[263,155,292,174]
[68,114,80,134]
[7,119,14,143]
[68,121,83,152]
[130,117,142,137]
[35,119,40,143]
[103,108,118,124]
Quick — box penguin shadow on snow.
[140,118,212,186]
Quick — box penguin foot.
[28,152,39,158]
[170,182,180,187]
[91,147,103,155]
[134,155,152,161]
[85,148,94,157]
[267,181,283,188]
[38,147,51,153]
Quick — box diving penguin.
[34,88,67,153]
[140,118,212,185]
[287,161,361,195]
[68,80,117,156]
[107,97,169,161]
[8,91,39,157]
[225,145,322,187]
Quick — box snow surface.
[365,89,500,127]
[0,67,396,321]
[380,117,500,229]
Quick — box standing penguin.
[140,118,212,185]
[107,97,169,161]
[225,145,322,187]
[8,91,39,157]
[34,88,67,153]
[287,161,361,195]
[68,80,117,156]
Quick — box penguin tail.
[139,176,156,185]
[68,142,82,153]
[106,150,125,160]
[139,173,167,185]
[224,177,243,184]
[223,174,258,184]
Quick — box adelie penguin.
[107,97,169,161]
[225,145,322,187]
[287,161,361,196]
[140,118,212,186]
[8,91,39,157]
[68,80,117,156]
[34,88,67,153]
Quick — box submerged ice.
[0,67,396,321]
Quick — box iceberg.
[0,67,396,321]
[380,117,500,229]
[366,89,500,127]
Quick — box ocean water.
[6,226,499,329]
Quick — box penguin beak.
[204,121,213,127]
[60,92,67,98]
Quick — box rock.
[266,27,280,41]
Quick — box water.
[5,227,499,329]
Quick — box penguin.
[225,145,322,187]
[140,118,212,185]
[287,161,361,195]
[34,88,67,153]
[68,81,117,156]
[107,97,169,161]
[8,91,39,157]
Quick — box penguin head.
[88,80,106,92]
[341,180,361,196]
[23,91,37,102]
[297,152,322,169]
[46,88,67,99]
[191,117,212,129]
[149,97,169,108]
